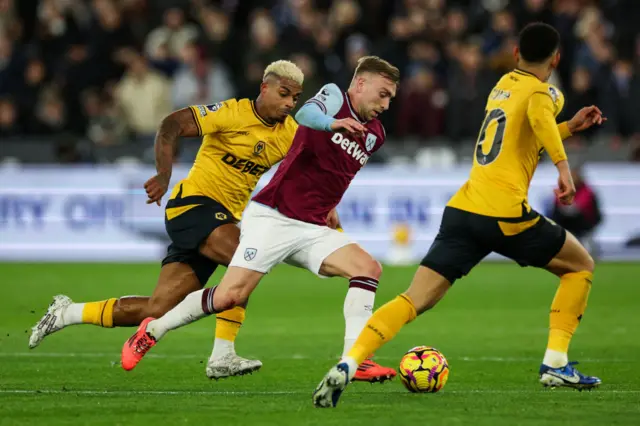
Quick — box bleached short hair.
[263,60,304,85]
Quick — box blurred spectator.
[114,51,171,136]
[145,7,198,60]
[36,0,83,72]
[0,0,20,41]
[336,33,370,88]
[32,86,67,135]
[407,39,444,81]
[82,89,127,146]
[172,42,234,109]
[290,52,322,109]
[14,56,47,121]
[88,0,134,83]
[598,58,640,141]
[482,9,516,58]
[0,97,22,137]
[241,12,285,98]
[446,42,497,142]
[327,0,363,56]
[548,166,602,256]
[559,67,599,144]
[196,6,240,81]
[396,65,445,139]
[445,8,469,41]
[0,33,24,96]
[574,7,614,75]
[514,0,553,28]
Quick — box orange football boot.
[352,358,397,383]
[121,317,156,371]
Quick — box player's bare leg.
[319,243,395,383]
[115,263,202,325]
[314,266,450,407]
[29,262,202,348]
[539,230,600,390]
[122,266,264,371]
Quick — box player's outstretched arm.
[295,83,366,137]
[295,103,365,136]
[566,105,606,134]
[557,106,606,140]
[144,108,200,205]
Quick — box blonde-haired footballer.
[30,59,395,382]
[315,23,607,407]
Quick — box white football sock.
[61,303,84,325]
[146,289,209,340]
[342,284,376,357]
[339,356,359,381]
[543,349,568,368]
[210,338,236,360]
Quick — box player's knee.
[357,258,382,280]
[566,252,595,275]
[580,253,595,274]
[214,287,249,312]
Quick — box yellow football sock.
[215,306,246,342]
[547,271,593,353]
[81,298,117,328]
[347,294,417,365]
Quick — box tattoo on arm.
[154,108,200,178]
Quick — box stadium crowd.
[0,0,639,162]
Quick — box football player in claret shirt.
[121,56,401,383]
[314,23,607,408]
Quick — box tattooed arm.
[144,108,200,205]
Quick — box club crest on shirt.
[244,248,257,261]
[365,133,377,152]
[215,212,227,221]
[254,141,266,155]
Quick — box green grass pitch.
[1,262,639,425]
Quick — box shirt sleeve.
[557,121,572,140]
[527,92,568,164]
[304,83,344,117]
[189,100,236,136]
[295,102,336,131]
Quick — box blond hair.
[354,56,400,84]
[263,60,304,85]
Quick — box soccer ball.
[398,346,449,393]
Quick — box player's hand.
[330,118,366,138]
[326,208,341,230]
[555,171,576,206]
[144,174,170,206]
[567,105,606,133]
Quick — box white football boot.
[29,295,73,349]
[313,362,350,408]
[206,353,263,380]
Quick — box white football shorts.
[229,202,353,276]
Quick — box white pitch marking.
[0,389,638,396]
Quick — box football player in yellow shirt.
[314,23,607,407]
[29,61,303,378]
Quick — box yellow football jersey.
[448,69,573,219]
[166,99,298,221]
